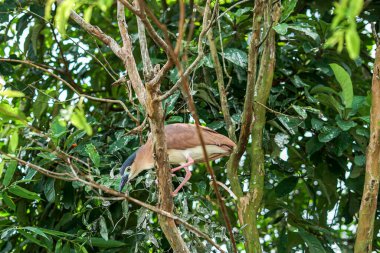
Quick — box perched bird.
[119,123,236,196]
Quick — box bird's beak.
[119,173,129,192]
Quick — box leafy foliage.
[0,0,378,252]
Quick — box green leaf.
[2,192,16,210]
[3,160,17,187]
[280,0,298,22]
[347,0,363,18]
[18,230,47,249]
[336,118,357,131]
[278,115,303,135]
[71,108,93,136]
[318,126,341,143]
[207,121,225,130]
[315,93,344,116]
[75,237,126,248]
[166,115,183,124]
[85,144,100,167]
[44,178,55,202]
[83,6,93,23]
[24,227,50,240]
[99,216,108,241]
[0,103,26,121]
[222,48,248,68]
[8,185,41,200]
[310,85,339,96]
[8,130,18,153]
[292,105,307,119]
[330,63,353,109]
[0,90,25,97]
[311,118,324,131]
[298,228,326,253]
[31,22,44,55]
[275,176,298,197]
[275,24,320,41]
[345,26,360,59]
[354,155,365,166]
[44,0,55,20]
[55,0,75,35]
[164,91,180,115]
[55,239,63,253]
[33,91,49,119]
[50,117,67,143]
[273,23,288,35]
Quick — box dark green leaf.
[275,176,298,197]
[44,178,55,202]
[2,192,16,210]
[280,0,298,22]
[3,160,17,186]
[222,48,248,68]
[318,126,341,143]
[8,185,41,200]
[298,228,326,253]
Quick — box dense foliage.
[0,0,379,252]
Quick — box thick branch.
[354,35,380,253]
[116,1,146,106]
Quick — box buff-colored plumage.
[119,123,236,194]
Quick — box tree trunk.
[354,43,380,253]
[227,1,280,252]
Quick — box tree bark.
[145,83,190,253]
[226,1,280,252]
[354,43,380,253]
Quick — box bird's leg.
[171,156,194,172]
[171,157,194,196]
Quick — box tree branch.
[134,0,154,80]
[354,29,380,253]
[207,28,237,142]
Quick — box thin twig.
[217,0,251,20]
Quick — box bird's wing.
[165,124,236,151]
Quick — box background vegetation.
[0,0,380,252]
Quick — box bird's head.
[119,151,138,192]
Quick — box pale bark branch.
[116,1,146,107]
[134,0,154,80]
[174,0,186,55]
[354,30,380,253]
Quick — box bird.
[119,123,236,196]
